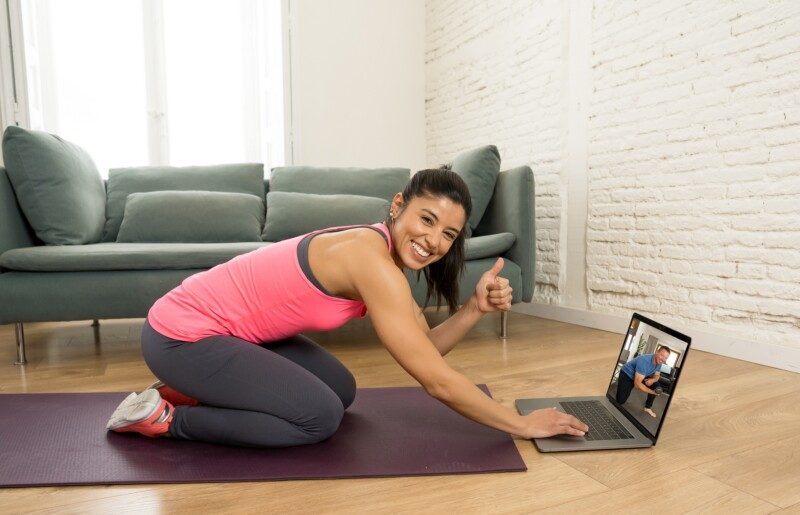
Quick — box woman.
[107,166,588,447]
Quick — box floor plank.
[775,503,800,514]
[694,435,800,508]
[536,468,778,514]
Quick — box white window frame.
[142,0,170,165]
[282,0,293,165]
[0,0,29,131]
[0,0,294,167]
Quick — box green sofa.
[0,128,534,365]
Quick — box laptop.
[515,312,691,452]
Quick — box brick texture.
[426,0,800,347]
[426,0,564,302]
[588,0,800,344]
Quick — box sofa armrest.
[473,166,535,302]
[0,166,37,257]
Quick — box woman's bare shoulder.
[321,226,391,256]
[320,227,404,299]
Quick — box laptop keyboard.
[560,400,634,441]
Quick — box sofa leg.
[14,323,27,365]
[92,319,101,346]
[500,311,508,339]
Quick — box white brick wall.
[426,0,800,349]
[588,0,800,346]
[425,0,564,302]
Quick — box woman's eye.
[445,232,456,240]
[422,216,433,225]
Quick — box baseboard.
[512,303,800,374]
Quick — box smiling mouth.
[411,241,431,258]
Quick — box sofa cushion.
[117,191,265,243]
[0,242,270,272]
[269,166,409,202]
[103,163,265,242]
[464,232,516,260]
[1,126,106,245]
[0,269,203,323]
[263,192,389,241]
[451,145,501,236]
[0,232,514,272]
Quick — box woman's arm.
[426,296,483,356]
[346,240,587,438]
[413,298,485,357]
[427,258,513,356]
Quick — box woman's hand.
[518,408,589,439]
[474,258,513,313]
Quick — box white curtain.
[20,0,285,177]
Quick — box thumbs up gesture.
[474,258,513,314]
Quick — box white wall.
[427,0,564,300]
[425,0,800,371]
[586,0,800,348]
[289,0,426,171]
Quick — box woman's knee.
[338,369,357,410]
[300,393,345,443]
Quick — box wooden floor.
[1,312,800,514]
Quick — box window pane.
[163,0,248,166]
[21,0,284,173]
[23,0,148,177]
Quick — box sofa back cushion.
[1,126,106,245]
[116,191,264,243]
[103,163,264,242]
[451,145,501,236]
[269,166,409,202]
[262,192,389,241]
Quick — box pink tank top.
[147,223,392,343]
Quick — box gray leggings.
[141,320,356,448]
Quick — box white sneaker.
[106,389,174,437]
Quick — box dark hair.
[388,165,472,315]
[657,346,672,355]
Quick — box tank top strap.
[297,223,392,298]
[370,222,393,253]
[304,223,391,250]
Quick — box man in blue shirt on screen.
[615,346,671,418]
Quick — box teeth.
[411,241,430,257]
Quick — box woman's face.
[388,193,467,270]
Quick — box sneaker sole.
[106,389,162,430]
[108,392,138,420]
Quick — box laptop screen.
[606,313,691,442]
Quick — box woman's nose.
[424,232,441,250]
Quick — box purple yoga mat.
[0,385,526,486]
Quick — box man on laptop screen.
[516,313,691,452]
[615,346,670,418]
[607,316,688,437]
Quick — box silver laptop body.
[515,313,691,452]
